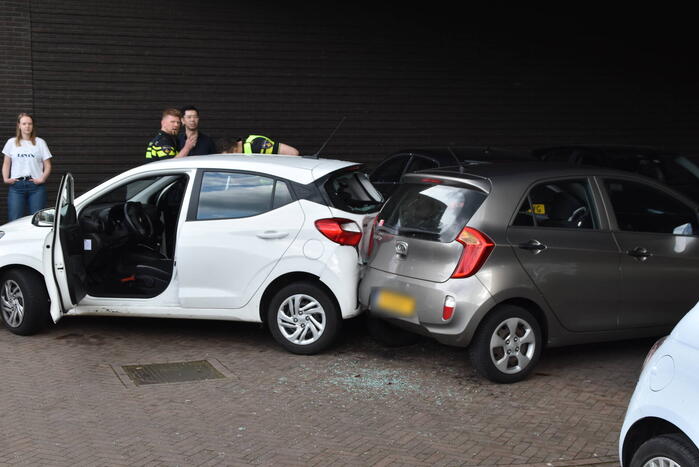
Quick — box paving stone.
[0,315,653,466]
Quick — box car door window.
[513,179,597,229]
[196,172,291,220]
[605,179,698,235]
[405,156,439,173]
[371,155,410,182]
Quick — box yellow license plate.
[375,290,415,316]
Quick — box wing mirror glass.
[32,208,55,227]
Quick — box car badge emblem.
[395,241,408,256]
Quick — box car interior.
[514,180,596,229]
[76,174,188,298]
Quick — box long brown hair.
[15,112,36,146]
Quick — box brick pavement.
[0,315,653,466]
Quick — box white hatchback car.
[0,155,382,354]
[619,301,699,466]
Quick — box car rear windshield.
[377,183,487,242]
[322,169,384,213]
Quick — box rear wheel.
[469,305,542,383]
[267,282,340,355]
[631,433,699,467]
[0,269,50,335]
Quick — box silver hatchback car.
[359,163,699,383]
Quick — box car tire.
[366,315,420,347]
[630,433,699,467]
[0,268,50,336]
[267,282,340,355]
[468,304,542,384]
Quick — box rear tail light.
[442,296,456,321]
[451,227,494,278]
[315,218,362,246]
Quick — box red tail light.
[451,227,494,278]
[315,218,362,246]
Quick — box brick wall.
[0,4,698,223]
[0,1,33,221]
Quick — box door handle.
[518,240,547,252]
[627,247,651,260]
[256,230,289,240]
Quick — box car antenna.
[308,116,346,159]
[447,146,464,173]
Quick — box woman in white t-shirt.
[2,113,53,221]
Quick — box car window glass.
[378,183,487,242]
[197,172,275,220]
[605,179,698,235]
[516,179,597,229]
[272,180,294,209]
[323,170,383,214]
[371,155,410,182]
[512,197,535,227]
[406,156,439,173]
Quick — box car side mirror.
[31,208,55,227]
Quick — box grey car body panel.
[361,162,699,350]
[370,232,464,283]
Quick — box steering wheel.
[567,206,588,226]
[123,201,155,240]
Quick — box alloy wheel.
[276,294,326,345]
[1,279,25,328]
[489,317,537,375]
[642,457,681,467]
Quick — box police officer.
[145,108,196,161]
[229,135,299,155]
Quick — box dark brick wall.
[0,4,698,222]
[0,1,33,221]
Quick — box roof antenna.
[447,146,464,173]
[309,116,346,159]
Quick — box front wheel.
[631,433,699,467]
[267,282,340,355]
[468,305,542,383]
[0,268,50,335]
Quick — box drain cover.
[121,360,226,386]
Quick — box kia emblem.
[395,241,408,256]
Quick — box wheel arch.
[621,417,689,466]
[0,264,45,281]
[492,297,549,347]
[258,272,341,323]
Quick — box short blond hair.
[162,108,182,119]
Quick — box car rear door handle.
[518,240,547,252]
[256,230,289,240]
[627,247,651,260]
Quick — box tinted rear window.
[323,170,384,214]
[377,183,487,242]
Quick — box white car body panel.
[0,155,372,331]
[619,301,699,465]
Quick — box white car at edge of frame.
[0,154,383,354]
[619,301,699,466]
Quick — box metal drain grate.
[121,360,226,386]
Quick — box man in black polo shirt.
[178,105,217,156]
[146,108,197,162]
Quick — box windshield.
[378,183,487,242]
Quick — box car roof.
[409,160,654,183]
[532,144,680,158]
[391,146,533,163]
[128,154,359,185]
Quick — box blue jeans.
[7,180,47,221]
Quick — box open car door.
[51,173,87,311]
